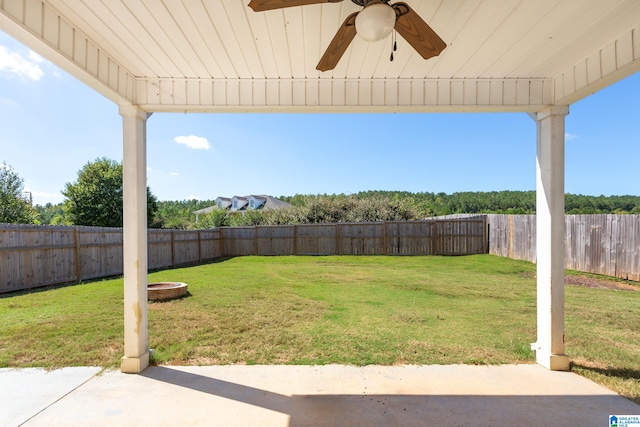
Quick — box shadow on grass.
[148,256,235,274]
[572,363,640,381]
[0,279,100,299]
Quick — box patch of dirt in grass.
[521,271,638,291]
[564,275,639,291]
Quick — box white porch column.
[531,106,570,371]
[119,104,151,373]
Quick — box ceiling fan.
[248,0,446,71]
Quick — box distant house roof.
[231,196,249,211]
[194,195,291,220]
[193,205,217,216]
[255,195,291,211]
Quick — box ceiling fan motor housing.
[351,0,392,6]
[354,1,397,42]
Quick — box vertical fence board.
[148,230,173,270]
[200,229,221,260]
[256,225,295,255]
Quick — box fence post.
[197,230,202,263]
[254,226,259,256]
[483,216,488,254]
[293,225,298,255]
[171,231,176,267]
[335,223,340,255]
[383,221,388,255]
[509,215,514,259]
[218,228,224,258]
[433,221,439,255]
[74,227,81,283]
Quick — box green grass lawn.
[1,255,638,403]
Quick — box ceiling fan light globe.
[355,3,396,42]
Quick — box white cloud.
[0,97,18,107]
[0,45,44,80]
[27,50,44,63]
[173,135,210,150]
[25,189,60,199]
[23,188,63,205]
[565,133,578,141]
[148,166,181,177]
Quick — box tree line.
[349,190,640,216]
[2,158,640,228]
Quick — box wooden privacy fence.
[220,219,487,257]
[488,214,640,281]
[0,218,486,293]
[2,215,638,293]
[0,224,221,294]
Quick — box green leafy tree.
[227,209,267,226]
[0,162,37,224]
[34,202,69,225]
[62,157,158,227]
[198,207,229,228]
[279,191,640,218]
[152,199,216,229]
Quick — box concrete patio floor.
[2,364,639,427]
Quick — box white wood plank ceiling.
[1,0,639,112]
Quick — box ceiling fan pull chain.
[393,29,397,52]
[390,29,397,61]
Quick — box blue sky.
[1,30,638,206]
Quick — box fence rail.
[487,214,640,281]
[0,218,486,293]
